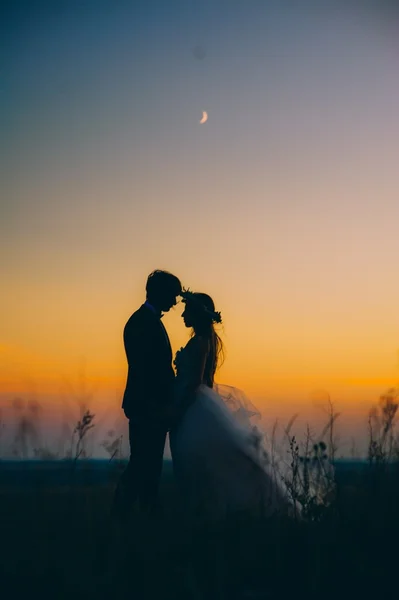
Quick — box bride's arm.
[187,335,209,388]
[174,336,209,417]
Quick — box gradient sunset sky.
[1,1,399,452]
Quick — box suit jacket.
[122,304,175,422]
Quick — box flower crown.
[180,288,222,324]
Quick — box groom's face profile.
[159,291,178,313]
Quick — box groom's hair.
[146,270,182,299]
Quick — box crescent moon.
[199,111,208,124]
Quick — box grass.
[0,389,398,599]
[0,457,399,600]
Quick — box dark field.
[1,459,399,600]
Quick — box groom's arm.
[124,318,169,419]
[125,313,167,367]
[125,316,174,393]
[124,319,152,368]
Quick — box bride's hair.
[186,292,225,384]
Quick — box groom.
[112,269,182,519]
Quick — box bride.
[169,290,292,521]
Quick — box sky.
[1,1,399,456]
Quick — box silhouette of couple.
[113,270,289,522]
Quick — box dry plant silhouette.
[367,387,399,465]
[60,360,98,459]
[72,409,96,461]
[10,397,42,458]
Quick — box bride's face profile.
[181,305,194,328]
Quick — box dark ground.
[0,459,398,600]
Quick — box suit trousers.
[119,417,168,511]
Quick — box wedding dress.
[169,341,293,521]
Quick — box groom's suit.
[118,302,175,513]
